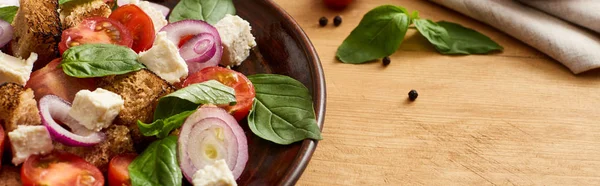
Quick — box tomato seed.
[70,42,80,47]
[102,22,112,28]
[95,26,103,31]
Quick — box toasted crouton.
[60,0,112,29]
[0,165,21,186]
[11,0,61,70]
[98,69,175,144]
[53,125,135,172]
[0,83,41,132]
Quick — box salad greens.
[61,44,146,78]
[153,80,237,120]
[138,110,195,138]
[128,136,182,186]
[337,5,502,63]
[0,6,18,24]
[169,0,236,24]
[247,74,322,145]
[336,5,410,64]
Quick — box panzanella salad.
[0,0,322,185]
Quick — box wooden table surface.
[271,0,600,185]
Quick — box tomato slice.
[59,17,133,54]
[108,154,137,186]
[0,125,5,169]
[109,5,155,53]
[26,58,97,102]
[21,151,104,186]
[182,67,256,121]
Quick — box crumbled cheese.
[136,1,167,33]
[0,52,37,85]
[68,88,124,131]
[214,14,256,67]
[139,31,188,83]
[192,159,237,186]
[8,125,53,165]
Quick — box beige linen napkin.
[518,0,600,34]
[429,0,600,74]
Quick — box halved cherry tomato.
[21,151,104,186]
[109,5,155,53]
[323,0,353,9]
[0,125,5,169]
[59,17,133,54]
[26,58,97,102]
[182,67,256,121]
[107,154,137,186]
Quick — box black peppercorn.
[333,15,342,26]
[408,90,418,101]
[382,56,391,66]
[319,17,328,26]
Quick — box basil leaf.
[154,80,236,120]
[414,19,451,52]
[0,6,18,24]
[336,5,410,64]
[61,44,145,78]
[129,136,182,186]
[169,0,236,24]
[436,21,503,54]
[138,110,195,139]
[247,74,322,145]
[59,0,74,4]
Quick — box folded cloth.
[429,0,600,74]
[518,0,600,34]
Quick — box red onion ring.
[0,19,13,48]
[39,95,105,147]
[160,20,222,74]
[179,107,248,181]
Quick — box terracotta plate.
[155,0,326,185]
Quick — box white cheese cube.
[192,159,237,186]
[0,52,37,85]
[136,1,167,33]
[8,125,53,165]
[68,88,124,131]
[139,31,189,83]
[214,14,257,67]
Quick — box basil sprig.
[61,44,146,78]
[138,110,195,139]
[337,5,502,63]
[0,6,18,24]
[169,0,236,24]
[153,80,236,121]
[247,74,322,145]
[128,136,182,186]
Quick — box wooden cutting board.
[273,0,600,185]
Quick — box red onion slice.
[0,20,13,48]
[179,107,248,181]
[39,95,105,147]
[160,20,222,74]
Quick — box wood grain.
[272,0,600,185]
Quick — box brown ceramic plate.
[154,0,326,185]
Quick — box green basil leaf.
[138,110,195,139]
[0,6,18,24]
[61,44,145,78]
[414,19,451,52]
[154,80,236,120]
[336,5,410,64]
[436,21,503,54]
[59,0,73,4]
[129,136,182,186]
[169,0,236,24]
[247,74,322,145]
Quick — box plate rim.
[260,0,327,185]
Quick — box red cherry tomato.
[21,151,104,186]
[108,154,137,186]
[58,17,133,54]
[182,67,256,121]
[323,0,353,9]
[109,5,155,53]
[0,125,5,169]
[26,58,97,102]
